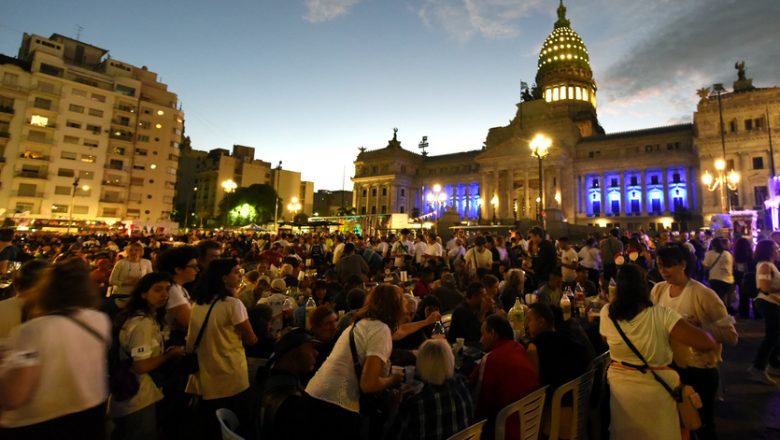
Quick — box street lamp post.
[701,159,740,213]
[287,196,301,222]
[530,134,552,225]
[427,183,446,234]
[67,177,89,235]
[273,161,282,232]
[221,179,237,228]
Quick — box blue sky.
[2,0,778,191]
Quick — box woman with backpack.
[108,272,185,440]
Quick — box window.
[88,108,104,117]
[360,207,366,214]
[139,121,151,129]
[54,186,71,195]
[58,168,75,177]
[753,157,764,170]
[116,84,136,97]
[33,97,52,110]
[15,202,34,213]
[113,146,126,156]
[645,145,653,152]
[755,186,769,207]
[651,198,661,214]
[131,177,144,186]
[400,189,405,197]
[729,120,738,133]
[756,118,765,130]
[79,170,94,180]
[371,206,377,214]
[381,205,386,214]
[117,116,131,126]
[3,73,19,86]
[69,104,85,113]
[30,115,49,127]
[745,119,754,131]
[362,189,367,197]
[81,154,96,163]
[39,63,63,77]
[83,139,98,148]
[137,135,149,142]
[127,209,140,217]
[64,135,79,144]
[60,151,77,160]
[86,124,101,134]
[630,176,638,186]
[102,208,118,217]
[17,183,37,197]
[672,173,681,183]
[400,206,405,213]
[382,188,387,196]
[91,93,106,103]
[610,179,618,187]
[651,175,659,185]
[133,165,146,171]
[135,148,148,156]
[371,188,377,196]
[66,121,82,129]
[592,201,601,216]
[73,205,89,214]
[51,204,68,214]
[72,88,87,97]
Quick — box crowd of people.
[0,223,776,439]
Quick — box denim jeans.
[753,299,780,369]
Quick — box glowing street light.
[530,133,552,224]
[701,159,740,213]
[287,196,302,218]
[221,179,237,227]
[490,194,499,224]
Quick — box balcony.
[13,191,44,198]
[114,105,137,113]
[102,180,127,187]
[109,131,133,141]
[18,153,50,161]
[104,163,129,172]
[28,121,56,129]
[112,119,131,127]
[14,170,48,179]
[0,106,13,114]
[23,135,53,144]
[35,85,61,97]
[100,196,126,204]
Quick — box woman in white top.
[109,243,153,297]
[702,237,735,312]
[306,283,405,439]
[578,238,601,288]
[0,258,112,440]
[751,239,780,384]
[109,272,185,440]
[186,258,257,439]
[600,264,716,440]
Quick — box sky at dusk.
[2,0,779,191]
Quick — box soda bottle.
[508,298,527,339]
[305,296,317,330]
[560,293,572,321]
[608,278,617,302]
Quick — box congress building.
[352,1,780,233]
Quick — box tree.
[218,184,279,226]
[336,206,357,216]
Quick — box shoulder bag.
[610,316,702,431]
[348,319,393,435]
[178,298,219,375]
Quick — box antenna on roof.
[418,136,429,156]
[75,25,84,41]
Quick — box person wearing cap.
[256,327,319,439]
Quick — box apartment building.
[0,33,183,227]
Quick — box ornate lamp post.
[426,183,446,233]
[221,179,237,228]
[67,177,90,235]
[530,134,552,224]
[701,159,740,213]
[287,196,302,221]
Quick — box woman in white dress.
[600,264,716,440]
[109,243,153,297]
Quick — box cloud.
[414,0,544,42]
[303,0,362,23]
[600,0,780,119]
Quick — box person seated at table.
[413,269,434,297]
[525,303,591,400]
[447,282,491,346]
[537,267,564,306]
[470,315,539,440]
[308,305,339,371]
[389,339,474,440]
[574,266,598,297]
[394,295,442,350]
[430,273,464,313]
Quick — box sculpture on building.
[735,61,747,81]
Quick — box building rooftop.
[579,123,693,143]
[0,54,31,71]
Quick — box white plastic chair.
[494,385,548,440]
[547,369,595,440]
[448,419,487,440]
[215,408,245,440]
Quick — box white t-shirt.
[391,240,413,268]
[108,315,165,418]
[424,242,443,258]
[756,261,780,306]
[702,250,734,284]
[165,283,191,327]
[560,248,579,282]
[465,247,492,272]
[306,319,392,413]
[186,297,249,400]
[109,259,153,296]
[0,296,24,339]
[599,304,680,367]
[1,309,111,428]
[414,241,427,264]
[578,246,601,270]
[332,243,346,265]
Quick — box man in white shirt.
[413,234,427,267]
[391,229,413,269]
[423,233,444,266]
[465,236,493,274]
[557,237,579,284]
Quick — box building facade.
[352,2,780,232]
[0,33,184,227]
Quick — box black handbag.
[348,319,392,435]
[177,298,218,375]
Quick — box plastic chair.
[547,369,595,440]
[215,408,245,440]
[494,385,548,440]
[588,351,611,440]
[448,419,487,440]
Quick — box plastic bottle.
[305,296,317,330]
[608,278,617,302]
[575,283,586,317]
[560,293,572,321]
[508,298,527,339]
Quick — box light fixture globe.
[701,171,714,186]
[714,159,726,171]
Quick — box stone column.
[599,172,606,217]
[524,170,530,219]
[662,168,669,214]
[640,170,646,215]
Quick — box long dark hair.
[733,237,753,265]
[608,264,653,322]
[754,240,776,265]
[33,258,99,313]
[192,258,238,305]
[116,272,172,330]
[656,243,693,277]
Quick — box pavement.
[717,318,780,440]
